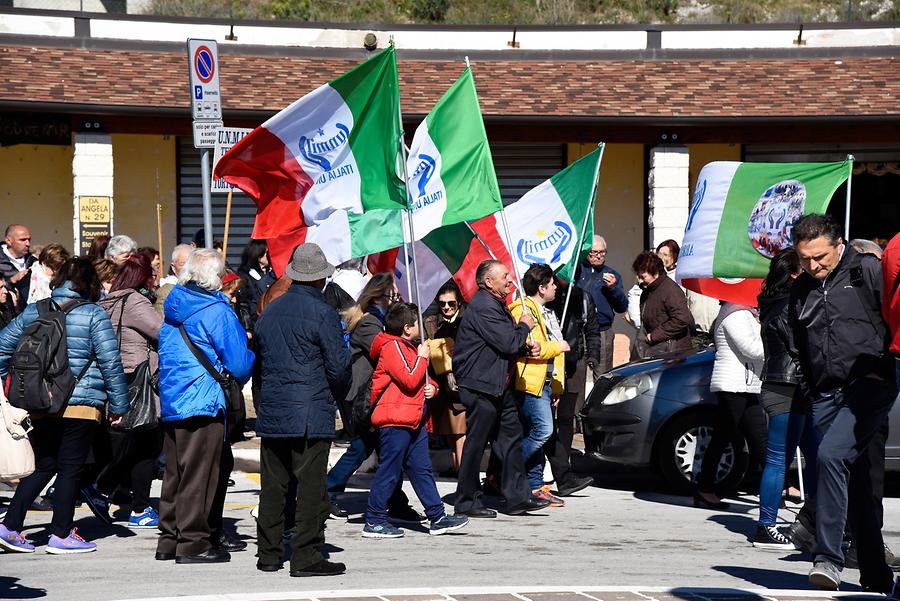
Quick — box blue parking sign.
[194,86,203,100]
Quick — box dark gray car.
[580,346,899,493]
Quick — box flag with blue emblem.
[405,66,503,239]
[500,147,603,282]
[214,45,405,275]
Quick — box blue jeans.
[758,409,820,525]
[326,435,368,498]
[520,387,554,490]
[365,425,444,525]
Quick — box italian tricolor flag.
[678,160,852,305]
[214,46,406,274]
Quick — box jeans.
[325,429,410,511]
[365,425,444,525]
[812,376,896,590]
[520,387,554,490]
[758,385,821,525]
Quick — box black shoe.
[213,530,247,552]
[507,496,551,515]
[257,561,283,572]
[481,475,503,497]
[329,501,349,520]
[290,559,346,577]
[387,505,427,526]
[789,519,816,555]
[556,476,594,497]
[29,496,53,511]
[80,485,113,525]
[751,524,795,551]
[155,551,176,561]
[175,548,231,564]
[455,507,497,519]
[693,493,730,510]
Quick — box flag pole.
[844,154,854,240]
[464,220,498,259]
[395,41,426,334]
[560,142,605,329]
[401,214,413,301]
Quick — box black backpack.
[6,298,93,414]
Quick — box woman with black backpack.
[0,257,128,554]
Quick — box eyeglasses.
[439,300,458,308]
[588,250,607,256]
[382,292,401,301]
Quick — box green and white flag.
[678,160,852,280]
[406,67,503,239]
[500,146,604,282]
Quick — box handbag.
[113,294,159,431]
[0,386,35,482]
[178,325,246,441]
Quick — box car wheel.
[655,411,748,495]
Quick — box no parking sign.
[188,38,222,148]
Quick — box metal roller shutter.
[177,138,565,264]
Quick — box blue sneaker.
[361,522,404,539]
[0,523,35,553]
[429,514,469,536]
[46,528,97,554]
[128,507,159,529]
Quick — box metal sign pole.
[200,147,213,249]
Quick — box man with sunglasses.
[0,224,36,314]
[576,235,628,378]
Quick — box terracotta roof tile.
[0,44,897,118]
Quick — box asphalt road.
[1,451,898,601]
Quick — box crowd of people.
[0,218,897,593]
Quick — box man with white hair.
[105,234,138,265]
[577,235,627,376]
[155,248,255,564]
[155,244,193,317]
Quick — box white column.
[72,133,114,253]
[648,145,689,248]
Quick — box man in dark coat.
[0,224,35,314]
[576,235,628,376]
[254,243,351,578]
[452,259,549,518]
[789,214,897,593]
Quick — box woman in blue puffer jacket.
[155,248,254,564]
[0,257,128,555]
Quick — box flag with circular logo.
[677,159,852,304]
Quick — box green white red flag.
[678,160,852,304]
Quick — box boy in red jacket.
[362,303,469,539]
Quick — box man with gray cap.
[254,243,352,577]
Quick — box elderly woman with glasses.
[424,281,467,477]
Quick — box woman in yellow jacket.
[509,264,569,506]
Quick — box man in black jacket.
[452,259,550,517]
[789,214,896,593]
[0,224,35,313]
[254,243,351,578]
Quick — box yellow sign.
[79,196,111,223]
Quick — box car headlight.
[601,374,653,405]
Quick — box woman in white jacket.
[694,302,768,508]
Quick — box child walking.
[362,303,469,538]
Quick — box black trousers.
[96,427,162,512]
[810,378,895,591]
[697,391,768,494]
[156,415,225,557]
[257,437,329,571]
[3,417,96,539]
[454,386,529,513]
